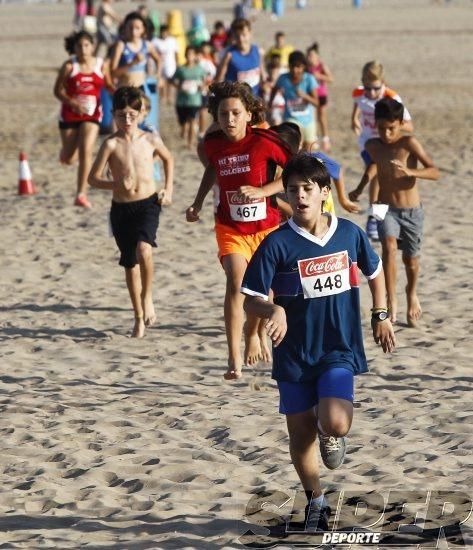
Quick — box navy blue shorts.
[277,366,354,415]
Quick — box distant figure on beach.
[88,87,174,338]
[242,152,395,532]
[54,31,105,208]
[349,98,439,326]
[186,81,292,379]
[269,50,319,152]
[110,11,161,90]
[306,42,333,152]
[351,60,413,241]
[215,18,264,95]
[172,46,206,149]
[95,0,121,56]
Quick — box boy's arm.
[243,297,287,347]
[349,162,377,202]
[185,164,217,221]
[267,83,282,108]
[368,271,396,353]
[215,50,231,82]
[147,42,162,77]
[152,135,174,205]
[333,168,361,213]
[296,86,319,107]
[351,103,361,135]
[238,176,284,200]
[391,137,440,181]
[88,139,116,190]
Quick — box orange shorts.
[215,222,278,263]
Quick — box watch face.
[378,311,388,321]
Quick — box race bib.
[298,251,351,299]
[78,95,97,116]
[287,97,309,116]
[181,80,199,94]
[237,68,260,88]
[226,190,267,222]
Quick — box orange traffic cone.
[18,151,36,195]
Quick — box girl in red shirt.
[54,31,105,208]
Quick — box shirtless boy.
[349,98,439,326]
[88,86,174,337]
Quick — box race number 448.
[298,251,351,299]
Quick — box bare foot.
[224,358,243,380]
[406,289,422,327]
[244,327,262,367]
[131,317,145,338]
[142,296,156,327]
[258,331,272,363]
[388,296,398,324]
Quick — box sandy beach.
[0,0,472,547]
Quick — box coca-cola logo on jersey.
[299,252,348,278]
[227,191,263,205]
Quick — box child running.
[215,18,264,95]
[306,42,333,152]
[88,86,174,338]
[110,11,161,90]
[172,46,206,149]
[54,31,105,208]
[241,152,395,531]
[349,98,439,327]
[269,51,319,152]
[186,81,292,380]
[351,60,413,240]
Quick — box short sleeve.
[241,237,278,300]
[356,226,382,279]
[306,73,318,91]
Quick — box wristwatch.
[371,310,389,322]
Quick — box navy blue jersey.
[241,216,381,382]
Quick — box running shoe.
[366,215,379,241]
[319,435,347,470]
[74,194,92,208]
[305,503,331,532]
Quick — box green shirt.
[174,64,206,108]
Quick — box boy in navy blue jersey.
[241,153,395,531]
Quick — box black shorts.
[110,193,161,268]
[318,96,328,107]
[59,120,100,130]
[176,106,200,125]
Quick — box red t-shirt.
[204,126,291,235]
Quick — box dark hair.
[123,11,148,38]
[307,42,319,54]
[112,86,143,111]
[207,81,266,125]
[160,24,169,33]
[64,31,94,55]
[374,97,404,122]
[275,31,285,38]
[231,18,251,33]
[185,45,197,56]
[214,20,225,30]
[282,153,331,190]
[288,50,307,68]
[270,122,301,155]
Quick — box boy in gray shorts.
[349,97,439,326]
